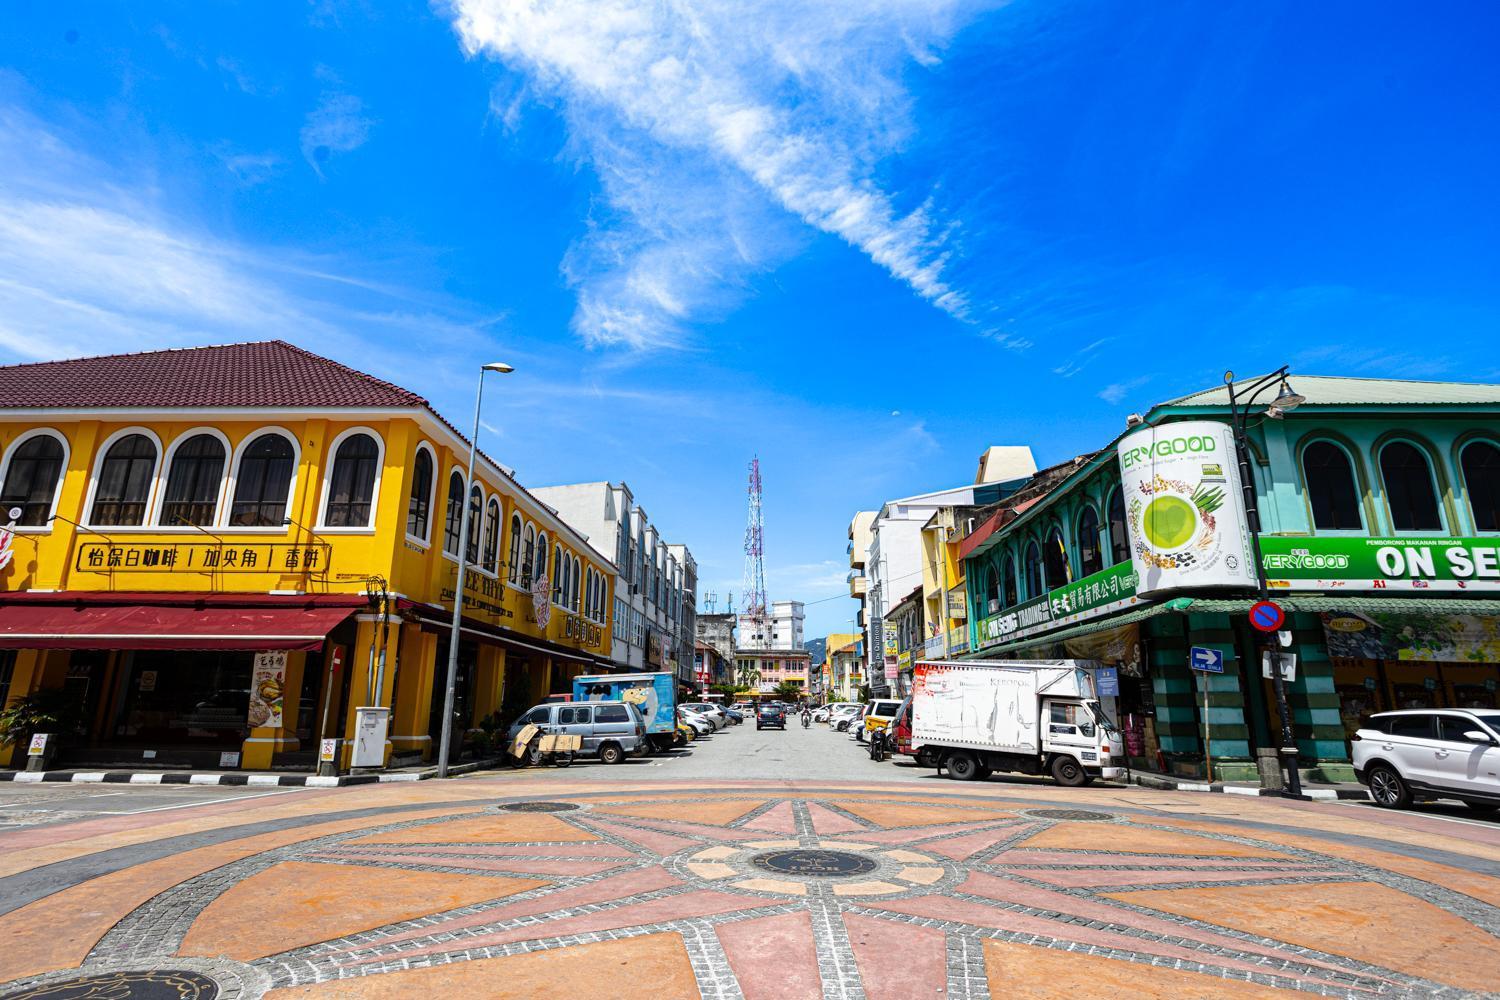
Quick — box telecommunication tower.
[742,457,768,637]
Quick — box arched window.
[1302,441,1362,530]
[1001,555,1018,608]
[1462,441,1500,531]
[323,433,379,527]
[465,486,483,563]
[482,498,500,572]
[406,448,433,541]
[559,552,571,606]
[583,568,593,618]
[92,433,157,526]
[159,434,225,527]
[230,434,295,526]
[571,556,582,611]
[522,524,536,587]
[552,544,564,603]
[1076,506,1103,577]
[1043,526,1068,591]
[1023,541,1043,599]
[1380,442,1442,531]
[1107,487,1130,565]
[442,472,464,555]
[981,565,998,612]
[0,433,65,526]
[507,514,523,583]
[535,533,549,588]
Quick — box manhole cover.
[499,801,580,813]
[751,849,879,878]
[1026,809,1113,822]
[1,970,220,1000]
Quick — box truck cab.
[1040,698,1123,785]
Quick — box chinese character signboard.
[532,574,551,629]
[75,542,331,574]
[975,561,1141,651]
[1261,536,1500,592]
[1116,420,1256,597]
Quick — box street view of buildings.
[2,5,1499,999]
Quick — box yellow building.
[0,341,615,771]
[821,632,861,702]
[919,508,970,659]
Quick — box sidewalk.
[1127,768,1370,801]
[0,756,504,787]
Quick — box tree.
[709,682,746,699]
[736,663,761,691]
[773,681,803,702]
[857,684,872,703]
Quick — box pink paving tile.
[1012,867,1330,889]
[339,865,684,950]
[719,911,821,1000]
[311,853,624,877]
[618,817,764,843]
[362,889,760,961]
[742,801,798,834]
[805,803,868,836]
[0,789,345,848]
[844,912,946,1000]
[840,819,1022,845]
[924,826,1031,861]
[579,819,702,856]
[399,842,637,859]
[992,850,1316,869]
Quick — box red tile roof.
[0,340,428,410]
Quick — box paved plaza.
[2,726,1499,999]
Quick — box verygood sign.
[1116,421,1256,597]
[1261,536,1500,592]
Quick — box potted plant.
[0,690,84,768]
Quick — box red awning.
[0,594,365,651]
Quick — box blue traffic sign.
[1190,646,1225,673]
[1249,600,1285,632]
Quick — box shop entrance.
[428,639,478,763]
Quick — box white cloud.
[447,0,992,349]
[300,75,374,174]
[1097,376,1151,405]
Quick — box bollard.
[1255,747,1284,792]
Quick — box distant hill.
[804,636,828,667]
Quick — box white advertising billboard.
[1116,420,1256,597]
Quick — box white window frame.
[0,427,71,534]
[224,426,301,534]
[439,466,466,562]
[314,426,385,534]
[82,426,165,532]
[404,440,438,548]
[150,426,232,529]
[481,494,501,576]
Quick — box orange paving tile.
[1018,822,1286,858]
[1104,880,1496,992]
[264,931,700,999]
[0,806,476,984]
[982,938,1287,998]
[827,800,1013,828]
[180,861,542,961]
[592,799,765,825]
[1151,812,1500,865]
[344,813,595,845]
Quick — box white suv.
[1353,709,1500,813]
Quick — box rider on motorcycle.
[801,705,812,728]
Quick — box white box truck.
[910,659,1125,786]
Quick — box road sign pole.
[1200,667,1212,783]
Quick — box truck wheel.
[916,747,941,768]
[1050,755,1087,787]
[599,743,625,765]
[947,751,981,781]
[974,764,993,780]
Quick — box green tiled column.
[1282,611,1354,780]
[1147,614,1199,757]
[1180,612,1253,780]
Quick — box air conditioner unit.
[988,599,999,614]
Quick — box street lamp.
[1223,367,1303,796]
[437,361,514,778]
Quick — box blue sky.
[2,1,1498,639]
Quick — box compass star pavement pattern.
[1,779,1499,999]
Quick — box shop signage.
[1117,421,1256,597]
[249,651,287,729]
[1262,536,1500,592]
[532,574,551,629]
[975,561,1141,650]
[946,591,967,619]
[1321,611,1500,663]
[1096,666,1120,695]
[565,613,604,648]
[75,541,331,574]
[0,506,19,575]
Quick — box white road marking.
[97,789,297,815]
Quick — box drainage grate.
[750,849,879,878]
[1025,809,1114,822]
[0,969,221,1000]
[498,801,581,813]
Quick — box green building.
[958,376,1500,782]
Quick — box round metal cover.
[1,970,220,1000]
[750,849,879,878]
[499,801,580,813]
[1026,809,1113,822]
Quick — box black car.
[756,704,786,730]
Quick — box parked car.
[861,699,904,738]
[826,702,860,727]
[732,701,756,714]
[833,705,864,732]
[679,707,715,735]
[1353,709,1500,812]
[506,700,647,765]
[756,703,787,730]
[812,706,831,723]
[682,702,731,729]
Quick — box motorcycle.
[507,723,579,768]
[868,726,889,762]
[801,712,811,729]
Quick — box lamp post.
[1223,367,1305,796]
[437,361,514,778]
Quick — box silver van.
[506,700,647,764]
